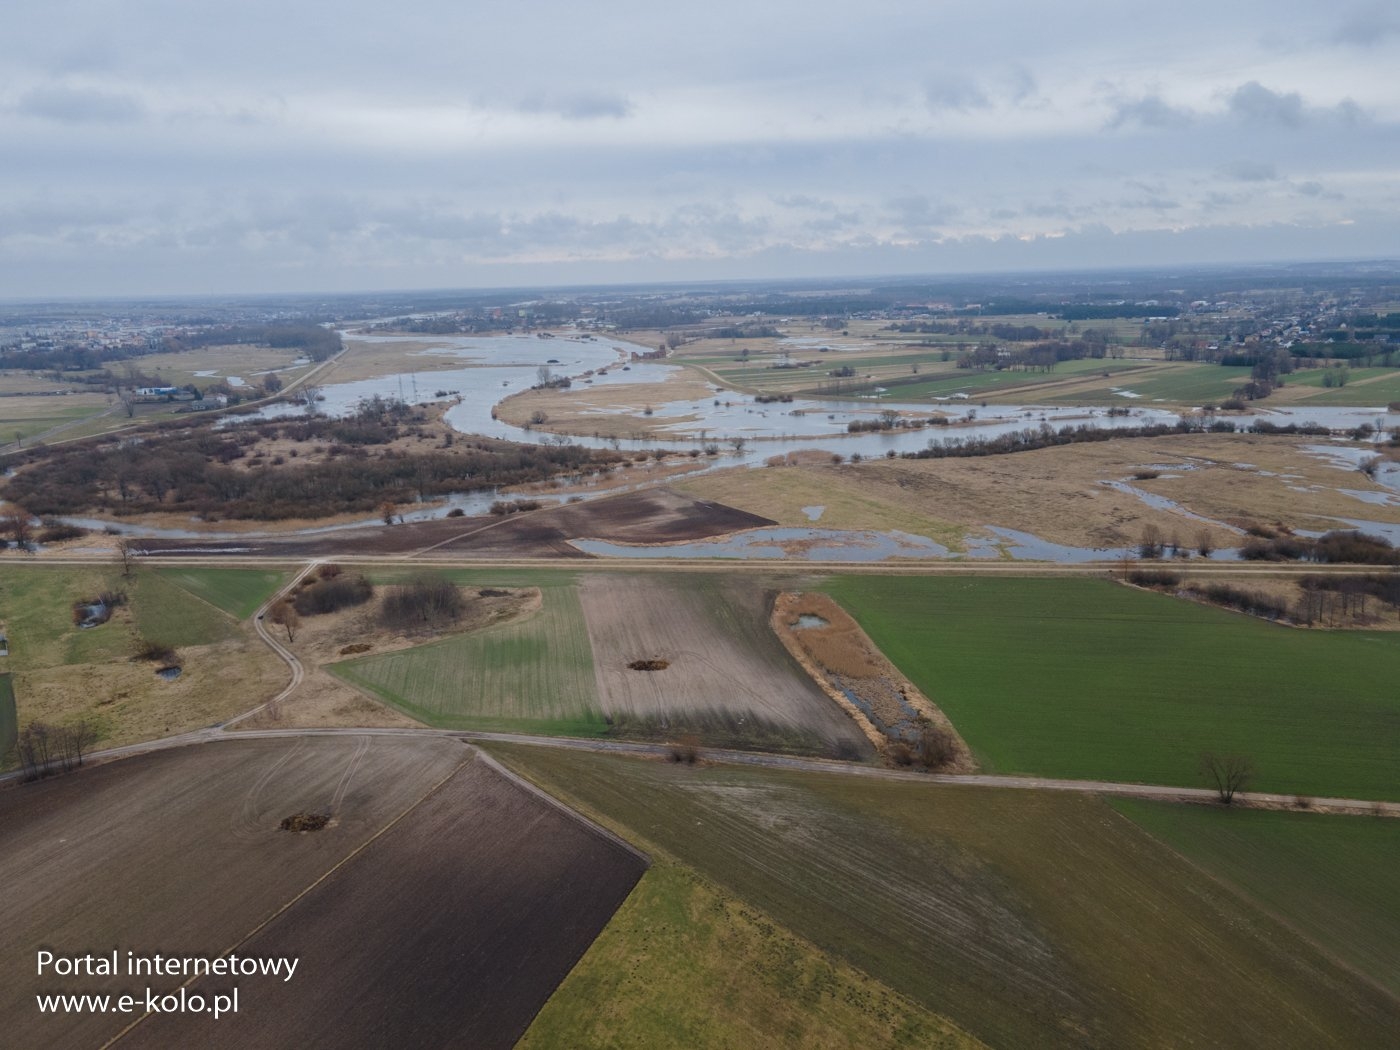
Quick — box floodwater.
[1099,480,1245,534]
[91,330,1400,562]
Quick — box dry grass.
[773,593,974,771]
[17,636,286,747]
[493,370,717,438]
[688,433,1400,551]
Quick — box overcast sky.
[2,0,1398,296]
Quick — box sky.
[2,0,1399,297]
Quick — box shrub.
[380,575,466,630]
[293,574,374,616]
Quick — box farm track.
[9,722,1397,817]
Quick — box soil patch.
[280,811,330,832]
[578,574,872,760]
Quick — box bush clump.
[380,575,466,629]
[628,658,670,671]
[293,574,374,616]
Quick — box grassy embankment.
[495,745,1400,1049]
[823,576,1400,800]
[1111,799,1400,997]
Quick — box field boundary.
[474,747,652,866]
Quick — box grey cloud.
[923,77,990,113]
[1227,82,1304,127]
[1222,160,1279,182]
[1107,94,1194,130]
[15,85,145,123]
[515,91,632,120]
[1332,5,1400,46]
[886,194,958,229]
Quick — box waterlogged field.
[822,576,1400,800]
[331,583,603,734]
[153,567,289,620]
[492,745,1400,1049]
[1112,800,1400,998]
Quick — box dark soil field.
[0,736,645,1049]
[132,487,773,559]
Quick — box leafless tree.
[269,601,299,643]
[4,506,33,548]
[1200,751,1254,805]
[117,537,135,577]
[117,389,138,418]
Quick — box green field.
[869,358,1145,401]
[522,863,980,1049]
[1047,363,1253,404]
[129,570,238,648]
[0,673,15,762]
[822,576,1400,800]
[154,567,288,620]
[1290,370,1400,405]
[1112,800,1400,997]
[332,584,602,733]
[493,745,1400,1049]
[0,565,129,670]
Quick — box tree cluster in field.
[12,720,98,781]
[1296,573,1400,624]
[379,576,466,631]
[956,337,1108,373]
[1239,530,1400,565]
[292,570,374,616]
[2,414,623,521]
[894,419,1322,464]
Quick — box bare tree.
[269,601,299,643]
[1200,751,1254,805]
[117,537,135,577]
[4,506,33,549]
[730,436,747,454]
[117,389,138,418]
[380,501,397,526]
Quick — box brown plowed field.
[133,487,774,559]
[1,736,645,1049]
[578,574,873,758]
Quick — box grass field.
[0,395,111,445]
[822,576,1400,800]
[522,862,981,1049]
[130,570,240,648]
[331,583,603,733]
[0,673,15,761]
[0,565,284,754]
[1047,363,1253,404]
[492,745,1400,1049]
[1112,800,1400,997]
[154,567,289,619]
[1289,370,1400,405]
